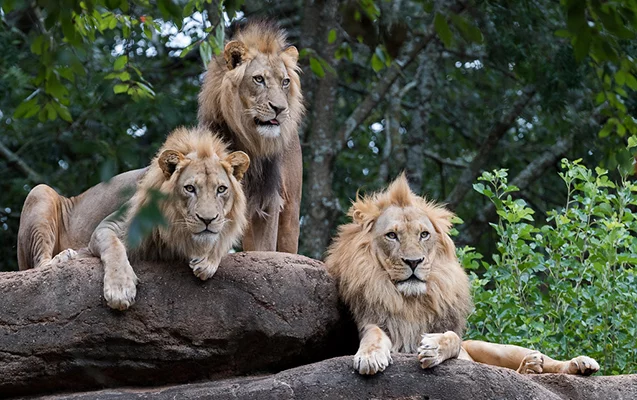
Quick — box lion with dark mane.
[326,174,600,376]
[198,20,304,253]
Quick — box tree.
[1,0,636,269]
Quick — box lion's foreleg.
[89,212,138,311]
[418,331,462,369]
[353,324,393,375]
[461,340,599,375]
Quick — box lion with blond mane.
[20,127,249,310]
[325,174,599,376]
[198,20,304,253]
[17,20,302,275]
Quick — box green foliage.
[557,0,637,139]
[463,161,637,374]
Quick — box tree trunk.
[299,0,341,259]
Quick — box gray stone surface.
[0,252,357,397]
[36,355,637,400]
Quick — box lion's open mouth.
[254,118,280,126]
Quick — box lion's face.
[239,53,293,139]
[198,23,304,158]
[158,145,250,246]
[372,205,439,297]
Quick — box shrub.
[461,159,637,374]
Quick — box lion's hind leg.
[18,184,68,270]
[418,331,462,369]
[462,340,600,375]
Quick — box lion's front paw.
[567,356,599,375]
[189,258,219,281]
[104,271,138,311]
[418,333,446,369]
[353,346,392,375]
[517,351,544,374]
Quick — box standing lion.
[198,20,304,253]
[325,174,600,376]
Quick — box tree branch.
[335,1,468,151]
[444,86,537,209]
[422,150,468,168]
[0,140,46,184]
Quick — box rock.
[0,252,358,397]
[35,355,637,400]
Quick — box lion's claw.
[189,258,218,280]
[418,334,444,369]
[103,270,138,310]
[353,347,392,375]
[569,356,599,375]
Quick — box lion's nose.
[269,102,286,116]
[197,214,219,226]
[402,258,424,272]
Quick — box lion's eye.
[385,232,398,240]
[217,185,228,194]
[253,75,264,84]
[282,78,290,87]
[184,185,196,193]
[420,231,430,240]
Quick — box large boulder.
[36,355,637,400]
[0,252,357,397]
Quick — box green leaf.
[627,136,637,150]
[13,98,39,119]
[50,101,72,122]
[113,83,128,94]
[30,35,48,55]
[371,53,384,72]
[114,55,128,70]
[328,29,337,44]
[625,73,637,91]
[572,29,591,62]
[434,13,453,48]
[450,14,483,44]
[309,57,325,78]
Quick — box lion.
[325,174,600,376]
[17,19,302,272]
[21,127,250,310]
[198,20,304,253]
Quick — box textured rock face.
[0,252,357,397]
[37,355,637,400]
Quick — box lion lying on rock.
[20,127,249,310]
[325,174,599,376]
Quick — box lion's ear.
[350,199,379,226]
[158,150,185,179]
[224,40,247,70]
[282,46,299,64]
[226,151,250,180]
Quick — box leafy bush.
[460,160,637,374]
